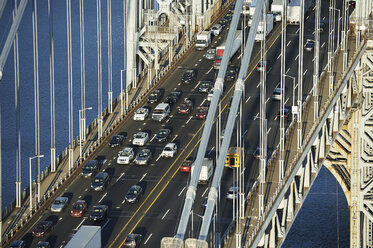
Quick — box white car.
[133,107,149,121]
[161,143,178,158]
[207,89,213,101]
[117,147,135,164]
[132,132,149,146]
[211,24,222,36]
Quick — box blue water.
[0,1,349,247]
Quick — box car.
[205,48,216,60]
[134,148,152,165]
[123,233,143,247]
[161,143,178,158]
[272,87,282,100]
[70,199,87,217]
[81,160,99,178]
[304,39,314,52]
[152,102,171,121]
[89,204,108,221]
[50,196,69,212]
[124,185,144,203]
[109,134,125,147]
[276,107,291,120]
[219,17,229,27]
[201,197,208,210]
[253,146,263,159]
[32,220,53,237]
[180,160,192,172]
[225,66,238,81]
[9,240,25,248]
[226,186,238,200]
[155,128,172,142]
[211,24,222,36]
[165,90,182,104]
[256,60,267,72]
[177,99,194,114]
[196,106,208,119]
[147,89,162,103]
[91,172,110,191]
[133,107,149,121]
[198,80,213,93]
[132,131,149,146]
[207,89,214,101]
[181,69,196,84]
[117,147,135,164]
[319,22,327,32]
[348,0,356,7]
[36,241,51,248]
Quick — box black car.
[9,241,26,248]
[124,234,143,247]
[225,66,238,82]
[147,89,162,103]
[181,70,196,84]
[198,81,213,93]
[89,205,108,221]
[219,16,229,27]
[276,107,291,120]
[319,22,327,32]
[124,185,144,203]
[165,90,182,104]
[32,221,53,237]
[37,242,51,248]
[81,160,99,178]
[155,128,172,142]
[91,172,110,191]
[109,134,125,147]
[304,40,314,52]
[201,197,208,211]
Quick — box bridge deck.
[227,34,360,247]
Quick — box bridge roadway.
[7,2,333,247]
[227,20,360,248]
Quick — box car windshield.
[159,130,168,135]
[179,103,187,108]
[111,136,119,141]
[74,204,84,210]
[135,133,145,138]
[207,50,215,55]
[150,92,158,97]
[120,150,131,156]
[139,151,149,158]
[182,161,191,167]
[136,109,146,114]
[183,71,192,77]
[197,108,206,113]
[54,200,62,204]
[94,208,103,213]
[36,224,46,229]
[201,82,210,87]
[84,165,94,170]
[94,178,103,183]
[165,147,173,151]
[129,188,139,195]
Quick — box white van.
[152,103,171,122]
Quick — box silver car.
[205,49,216,60]
[226,186,238,200]
[51,196,69,212]
[134,149,152,165]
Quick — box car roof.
[96,172,108,178]
[166,143,176,147]
[155,102,170,109]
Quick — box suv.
[225,66,238,81]
[147,89,162,103]
[91,172,110,191]
[152,103,171,122]
[198,80,213,93]
[81,160,99,178]
[181,70,196,84]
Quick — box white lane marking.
[274,116,278,120]
[99,193,108,203]
[144,233,153,245]
[267,67,272,73]
[256,82,261,88]
[296,28,299,34]
[198,58,202,62]
[277,53,281,60]
[143,123,146,125]
[312,31,315,35]
[237,53,242,60]
[265,97,270,104]
[245,96,251,103]
[59,217,63,221]
[208,147,215,155]
[73,218,86,231]
[178,187,186,197]
[200,99,206,106]
[186,116,193,124]
[103,159,107,164]
[309,87,313,94]
[85,188,88,192]
[102,218,111,230]
[303,69,308,75]
[113,157,117,160]
[287,40,291,46]
[156,155,162,161]
[166,118,170,123]
[206,67,213,74]
[194,63,198,67]
[140,173,147,182]
[321,42,325,48]
[285,97,289,105]
[267,127,272,134]
[254,113,259,120]
[295,54,299,60]
[138,128,141,130]
[172,135,178,142]
[202,188,209,197]
[306,15,310,20]
[108,162,112,166]
[323,16,326,20]
[122,198,126,204]
[79,195,82,198]
[116,206,120,209]
[150,134,157,142]
[286,68,290,74]
[116,172,125,182]
[312,57,315,62]
[241,130,248,138]
[194,82,201,91]
[162,209,170,220]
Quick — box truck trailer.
[191,158,214,184]
[271,0,291,22]
[255,14,274,41]
[65,225,101,248]
[214,30,242,69]
[196,31,212,50]
[287,0,313,25]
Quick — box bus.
[225,147,242,168]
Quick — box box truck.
[255,14,274,41]
[196,31,212,50]
[191,158,214,184]
[287,0,314,25]
[214,30,242,69]
[65,225,101,248]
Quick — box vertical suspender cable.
[0,105,2,246]
[342,0,348,70]
[48,0,56,172]
[66,0,73,172]
[313,0,320,121]
[32,0,41,205]
[80,0,86,141]
[107,0,113,113]
[97,0,103,139]
[327,0,334,94]
[297,0,304,149]
[13,0,22,207]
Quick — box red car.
[180,160,193,172]
[195,106,208,119]
[32,221,53,238]
[177,99,193,114]
[70,200,87,217]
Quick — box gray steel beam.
[198,0,264,240]
[175,0,245,240]
[0,0,7,21]
[0,0,28,80]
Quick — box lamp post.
[120,69,128,116]
[329,7,341,51]
[284,74,297,119]
[79,106,92,160]
[29,154,44,211]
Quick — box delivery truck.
[255,14,274,41]
[65,225,101,248]
[196,31,212,50]
[287,0,313,25]
[271,0,291,22]
[191,158,214,184]
[214,30,242,69]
